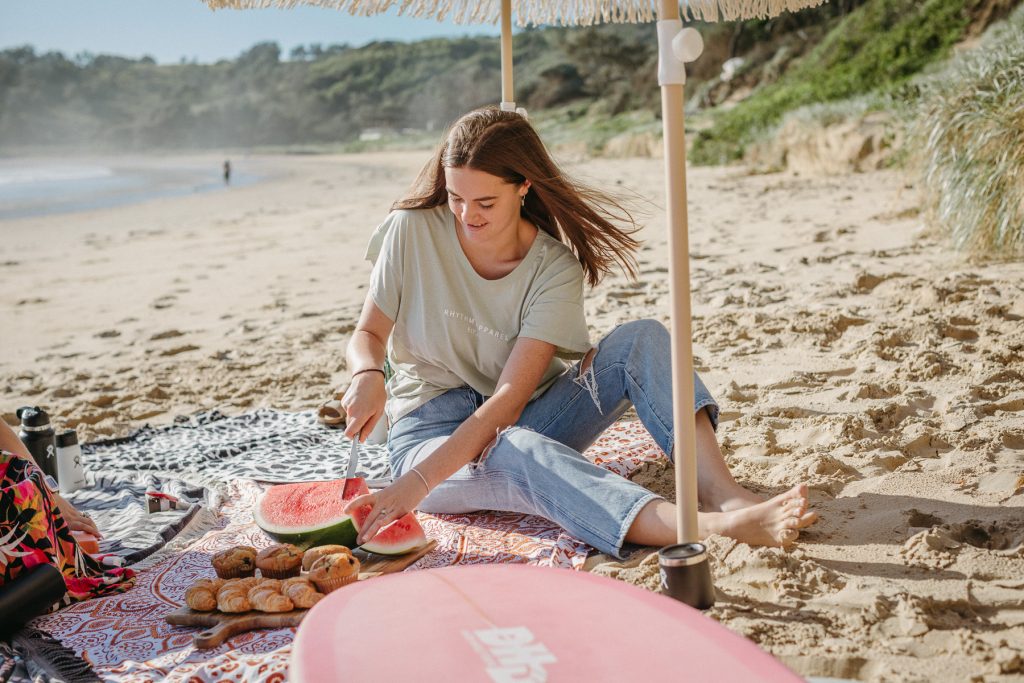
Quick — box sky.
[0,0,503,64]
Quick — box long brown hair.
[392,107,639,286]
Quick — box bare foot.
[703,484,817,547]
[704,485,765,513]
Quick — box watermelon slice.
[255,478,370,548]
[351,505,429,556]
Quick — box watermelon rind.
[254,511,358,549]
[254,479,368,549]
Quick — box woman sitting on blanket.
[0,419,134,601]
[342,107,818,558]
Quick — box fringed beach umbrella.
[204,0,825,603]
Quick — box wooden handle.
[194,619,252,649]
[190,612,307,649]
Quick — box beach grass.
[912,3,1024,254]
[689,0,980,165]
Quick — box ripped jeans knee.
[474,424,524,470]
[572,347,602,414]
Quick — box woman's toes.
[778,528,799,545]
[783,497,805,514]
[782,485,808,507]
[797,511,818,528]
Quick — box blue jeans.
[387,319,720,559]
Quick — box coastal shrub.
[913,3,1024,254]
[690,0,980,165]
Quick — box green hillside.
[690,0,1020,164]
[0,0,1017,156]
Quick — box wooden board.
[165,539,436,649]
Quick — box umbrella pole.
[654,0,715,611]
[499,0,514,111]
[657,0,699,545]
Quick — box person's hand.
[344,472,428,545]
[54,494,102,538]
[341,371,387,442]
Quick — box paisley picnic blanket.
[24,415,666,682]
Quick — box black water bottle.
[17,406,59,481]
[0,563,66,638]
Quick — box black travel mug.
[658,542,716,610]
[0,563,67,638]
[17,406,59,481]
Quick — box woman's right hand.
[341,371,387,442]
[55,494,102,538]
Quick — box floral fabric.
[0,450,135,607]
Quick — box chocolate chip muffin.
[255,543,303,579]
[211,546,257,579]
[308,553,361,593]
[301,544,352,572]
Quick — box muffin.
[301,544,352,572]
[308,553,361,593]
[256,543,303,579]
[211,546,257,579]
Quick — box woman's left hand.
[54,494,102,538]
[344,472,429,545]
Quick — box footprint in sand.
[146,386,170,401]
[940,320,979,342]
[1001,429,1024,450]
[150,329,185,341]
[901,518,1019,570]
[852,271,888,292]
[94,329,121,339]
[865,393,936,433]
[159,345,200,357]
[852,381,902,399]
[151,295,176,310]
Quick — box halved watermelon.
[351,505,429,556]
[254,478,370,548]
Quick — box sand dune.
[2,151,1022,681]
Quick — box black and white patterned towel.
[65,473,210,565]
[82,409,392,486]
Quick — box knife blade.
[346,432,360,480]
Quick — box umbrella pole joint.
[657,20,704,86]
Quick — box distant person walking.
[223,159,231,185]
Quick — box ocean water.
[0,158,260,220]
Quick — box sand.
[2,151,1022,682]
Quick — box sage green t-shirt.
[365,205,593,425]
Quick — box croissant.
[196,577,226,591]
[256,578,282,592]
[233,577,260,592]
[217,588,251,613]
[282,577,323,609]
[248,585,294,613]
[185,584,218,611]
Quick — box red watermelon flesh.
[351,504,429,556]
[255,478,370,548]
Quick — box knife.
[346,431,360,481]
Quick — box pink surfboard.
[292,564,801,682]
